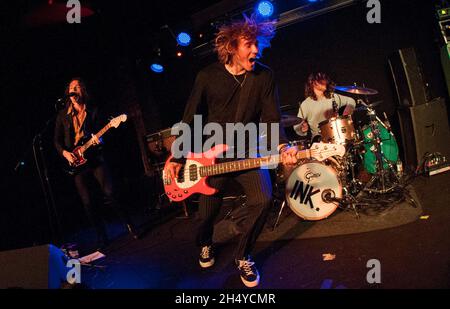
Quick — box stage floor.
[78,172,450,289]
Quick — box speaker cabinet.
[0,244,69,289]
[389,47,430,107]
[397,97,450,167]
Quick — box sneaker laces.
[201,246,211,258]
[238,259,256,276]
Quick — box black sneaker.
[236,256,260,288]
[199,245,215,268]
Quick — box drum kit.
[274,85,408,225]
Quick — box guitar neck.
[80,123,111,152]
[199,149,312,177]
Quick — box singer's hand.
[62,150,77,165]
[91,134,101,145]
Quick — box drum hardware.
[355,97,401,196]
[272,198,287,230]
[271,84,414,225]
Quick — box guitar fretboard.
[80,123,112,152]
[199,150,312,177]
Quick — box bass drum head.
[285,161,342,221]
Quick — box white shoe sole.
[241,274,260,288]
[199,258,215,268]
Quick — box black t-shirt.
[178,62,287,158]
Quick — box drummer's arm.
[294,103,309,136]
[342,96,356,116]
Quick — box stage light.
[176,32,191,46]
[176,51,183,57]
[150,63,164,73]
[256,1,274,17]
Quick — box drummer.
[294,72,356,142]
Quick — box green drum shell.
[362,123,399,174]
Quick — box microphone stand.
[15,115,64,246]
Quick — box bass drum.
[285,161,342,221]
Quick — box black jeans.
[73,163,129,242]
[196,168,272,261]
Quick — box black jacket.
[54,105,101,157]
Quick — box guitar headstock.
[110,114,127,128]
[310,143,345,161]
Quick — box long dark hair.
[304,72,335,101]
[64,77,90,108]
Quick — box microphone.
[57,92,79,103]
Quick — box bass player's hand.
[164,162,183,180]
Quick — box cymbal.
[334,85,378,95]
[280,105,298,112]
[280,115,303,127]
[354,100,383,111]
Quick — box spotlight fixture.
[256,1,274,17]
[150,63,164,73]
[176,32,191,46]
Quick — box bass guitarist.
[54,77,138,249]
[164,16,298,288]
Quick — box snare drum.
[285,161,342,221]
[319,116,356,145]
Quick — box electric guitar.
[65,114,127,175]
[162,142,345,202]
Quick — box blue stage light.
[256,1,274,17]
[150,63,164,73]
[176,32,191,46]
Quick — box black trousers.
[73,163,129,241]
[196,168,272,261]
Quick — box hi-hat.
[334,85,378,95]
[355,100,383,111]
